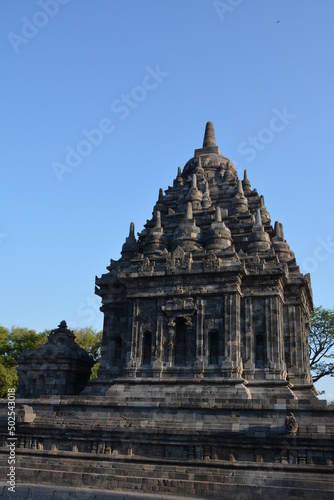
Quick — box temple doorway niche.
[174,317,195,367]
[142,331,152,366]
[175,318,186,366]
[114,337,123,369]
[209,330,219,365]
[255,334,265,368]
[253,298,266,368]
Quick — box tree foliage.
[73,327,102,363]
[0,326,48,368]
[309,306,334,383]
[73,327,102,380]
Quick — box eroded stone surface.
[16,321,93,397]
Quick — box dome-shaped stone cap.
[18,320,94,365]
[205,207,232,251]
[247,210,272,254]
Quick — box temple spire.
[203,121,216,148]
[237,180,244,194]
[242,169,251,194]
[155,211,161,228]
[121,221,137,259]
[186,201,193,220]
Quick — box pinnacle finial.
[216,206,222,222]
[191,173,197,189]
[177,166,181,176]
[203,121,216,148]
[242,169,251,194]
[255,209,262,226]
[186,202,193,220]
[129,222,135,237]
[237,180,244,194]
[155,211,161,228]
[274,221,281,237]
[274,221,284,239]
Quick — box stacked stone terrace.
[94,122,314,400]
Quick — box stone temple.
[1,123,333,498]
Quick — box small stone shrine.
[16,321,93,398]
[0,123,333,498]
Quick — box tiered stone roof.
[97,122,306,289]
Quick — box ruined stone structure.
[16,321,93,398]
[1,123,333,498]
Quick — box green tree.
[90,360,101,380]
[0,362,18,398]
[309,306,334,383]
[74,327,102,379]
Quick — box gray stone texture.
[1,123,333,498]
[16,321,93,397]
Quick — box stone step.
[1,453,334,498]
[6,454,334,486]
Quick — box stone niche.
[16,320,93,397]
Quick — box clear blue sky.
[1,0,333,397]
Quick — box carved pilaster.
[223,293,242,377]
[243,297,255,379]
[99,312,113,376]
[195,299,205,360]
[127,300,140,376]
[167,318,176,366]
[155,298,164,361]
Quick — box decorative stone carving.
[138,257,155,275]
[286,412,298,435]
[166,246,192,273]
[162,297,196,313]
[204,252,222,271]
